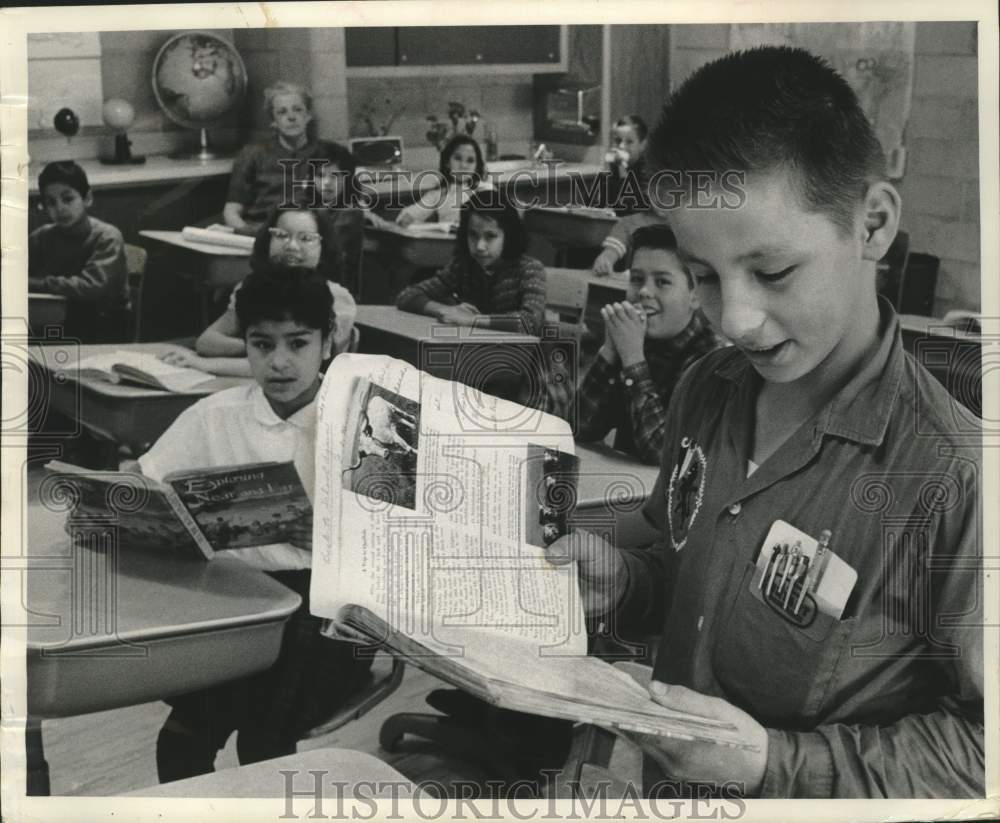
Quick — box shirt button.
[728,502,742,516]
[697,615,704,631]
[624,378,634,387]
[608,378,615,385]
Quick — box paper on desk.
[181,226,255,251]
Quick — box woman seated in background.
[223,81,339,234]
[162,205,357,376]
[396,135,492,227]
[395,189,546,336]
[574,224,722,464]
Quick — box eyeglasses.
[269,227,322,246]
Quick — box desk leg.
[26,717,50,796]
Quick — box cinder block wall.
[668,22,981,316]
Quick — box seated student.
[29,161,128,342]
[395,189,546,335]
[592,115,660,277]
[574,224,722,464]
[136,267,374,782]
[314,142,366,296]
[396,135,492,227]
[166,206,357,376]
[223,81,338,234]
[549,46,983,799]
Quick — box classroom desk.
[127,749,419,798]
[22,527,301,793]
[573,441,661,548]
[524,206,618,247]
[28,294,68,336]
[354,305,559,402]
[28,342,250,453]
[899,314,984,418]
[361,224,457,303]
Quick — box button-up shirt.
[616,300,983,798]
[574,310,722,463]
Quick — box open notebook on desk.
[75,349,215,393]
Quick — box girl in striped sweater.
[395,190,547,336]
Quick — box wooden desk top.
[548,266,630,294]
[29,155,234,195]
[140,229,252,257]
[575,441,660,509]
[355,305,539,343]
[30,342,250,399]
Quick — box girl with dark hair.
[396,135,492,227]
[395,189,546,335]
[162,206,357,376]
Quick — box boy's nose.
[718,283,768,344]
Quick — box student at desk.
[592,115,660,277]
[395,190,547,335]
[573,224,722,464]
[133,268,374,782]
[549,46,983,798]
[223,81,342,234]
[28,161,128,342]
[314,142,366,295]
[396,135,492,227]
[166,206,357,376]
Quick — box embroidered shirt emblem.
[666,436,707,551]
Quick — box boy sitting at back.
[133,265,373,781]
[574,223,721,463]
[550,46,983,798]
[29,161,128,342]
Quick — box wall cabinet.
[345,26,565,74]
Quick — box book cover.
[165,462,311,551]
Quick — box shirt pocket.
[711,561,857,727]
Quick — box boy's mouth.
[641,304,661,317]
[743,340,791,363]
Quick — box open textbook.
[74,349,215,393]
[310,354,751,749]
[43,460,310,560]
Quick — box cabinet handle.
[475,53,483,61]
[548,52,555,59]
[400,53,408,62]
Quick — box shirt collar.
[714,296,904,447]
[250,384,317,430]
[271,133,319,157]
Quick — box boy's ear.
[860,181,901,263]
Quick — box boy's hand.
[625,682,769,797]
[545,529,627,617]
[603,302,646,367]
[286,520,313,551]
[437,305,480,326]
[592,249,619,277]
[159,348,206,370]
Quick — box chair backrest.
[544,268,589,328]
[123,244,148,342]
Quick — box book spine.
[161,487,215,559]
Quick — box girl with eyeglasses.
[161,206,357,376]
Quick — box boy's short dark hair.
[235,264,333,338]
[38,160,90,198]
[649,46,885,234]
[457,188,527,261]
[627,224,692,288]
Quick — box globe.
[152,31,247,160]
[102,99,135,131]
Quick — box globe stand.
[192,128,217,162]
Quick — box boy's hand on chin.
[603,302,646,367]
[627,682,769,797]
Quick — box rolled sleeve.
[760,729,834,798]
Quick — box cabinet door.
[345,27,397,67]
[485,26,561,64]
[397,26,495,66]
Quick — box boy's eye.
[755,265,796,283]
[693,271,719,286]
[250,340,274,352]
[290,339,309,350]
